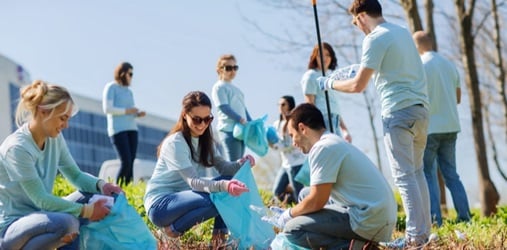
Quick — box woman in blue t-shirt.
[102,62,146,185]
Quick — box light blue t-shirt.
[301,69,342,116]
[361,22,428,116]
[144,132,240,211]
[102,81,138,136]
[421,51,461,134]
[211,80,248,132]
[308,133,397,242]
[0,124,100,231]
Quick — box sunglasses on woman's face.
[222,65,239,72]
[188,114,214,125]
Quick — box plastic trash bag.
[233,123,244,140]
[210,161,275,249]
[266,126,279,144]
[294,157,310,187]
[270,233,310,250]
[242,115,269,157]
[79,193,157,250]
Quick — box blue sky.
[0,0,305,123]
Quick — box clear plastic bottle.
[250,205,285,228]
[328,64,360,80]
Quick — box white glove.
[276,208,293,229]
[317,76,333,90]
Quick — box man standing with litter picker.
[317,0,431,248]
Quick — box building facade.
[0,54,174,176]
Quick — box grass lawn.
[53,176,507,249]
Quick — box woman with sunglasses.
[0,80,123,249]
[102,62,146,185]
[211,54,252,161]
[271,95,305,204]
[144,91,255,247]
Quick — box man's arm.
[304,94,316,105]
[330,67,375,93]
[290,183,333,216]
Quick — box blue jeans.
[147,177,230,236]
[272,165,303,204]
[382,104,431,244]
[284,203,365,249]
[111,130,138,185]
[323,114,342,137]
[423,132,470,226]
[0,192,92,250]
[219,131,245,161]
[0,212,79,250]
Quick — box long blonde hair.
[15,80,77,127]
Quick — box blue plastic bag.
[270,233,310,250]
[266,126,279,144]
[79,193,157,250]
[242,115,269,157]
[294,157,310,186]
[210,162,275,249]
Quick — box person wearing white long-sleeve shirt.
[102,62,145,185]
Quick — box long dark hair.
[307,42,337,71]
[278,95,296,134]
[158,91,215,166]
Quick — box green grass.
[53,175,507,249]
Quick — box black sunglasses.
[222,65,239,72]
[188,114,214,125]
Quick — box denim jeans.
[219,131,245,161]
[284,204,365,249]
[111,130,138,185]
[148,177,231,236]
[0,191,92,250]
[323,114,342,137]
[0,212,79,250]
[382,104,431,244]
[423,132,470,226]
[272,165,303,204]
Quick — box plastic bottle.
[250,205,285,228]
[328,64,360,80]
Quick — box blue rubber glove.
[317,76,333,90]
[276,208,293,229]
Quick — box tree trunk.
[491,0,507,141]
[400,0,424,32]
[455,0,499,216]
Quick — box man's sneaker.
[379,237,407,249]
[380,237,429,249]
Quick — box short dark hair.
[288,103,326,131]
[349,0,382,17]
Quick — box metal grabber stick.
[311,0,334,132]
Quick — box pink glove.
[238,155,255,167]
[227,179,249,196]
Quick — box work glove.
[317,76,333,91]
[238,154,255,167]
[276,208,293,229]
[227,179,249,196]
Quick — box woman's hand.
[238,155,255,167]
[227,179,249,196]
[82,199,111,221]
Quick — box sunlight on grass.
[53,175,507,249]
